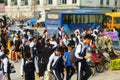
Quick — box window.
[62,0,67,4]
[72,0,77,4]
[100,0,103,5]
[11,0,17,5]
[106,16,112,23]
[25,0,28,5]
[4,0,8,6]
[115,0,117,6]
[47,0,53,4]
[114,17,120,24]
[89,15,95,23]
[36,0,40,5]
[21,0,28,5]
[106,0,109,5]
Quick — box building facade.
[5,0,120,21]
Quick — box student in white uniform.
[75,34,92,80]
[2,49,11,80]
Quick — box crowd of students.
[0,24,119,80]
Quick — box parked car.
[8,23,34,35]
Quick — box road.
[7,27,120,80]
[7,60,120,80]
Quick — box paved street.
[8,60,120,80]
[6,27,120,80]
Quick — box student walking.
[75,34,92,80]
[47,46,65,80]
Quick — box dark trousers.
[53,70,64,80]
[66,66,75,80]
[7,73,11,80]
[76,60,92,80]
[25,73,35,80]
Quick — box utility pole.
[33,0,36,18]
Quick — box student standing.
[23,52,35,80]
[2,49,11,80]
[75,34,92,80]
[63,43,75,80]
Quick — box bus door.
[106,16,113,30]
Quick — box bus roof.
[60,10,105,15]
[106,12,120,17]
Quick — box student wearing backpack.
[23,52,35,80]
[75,34,92,80]
[63,43,75,80]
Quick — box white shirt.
[2,57,9,73]
[47,53,61,71]
[50,41,58,49]
[75,42,85,59]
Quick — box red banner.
[0,3,5,13]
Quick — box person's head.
[55,46,64,55]
[1,45,6,51]
[4,49,9,56]
[45,42,50,47]
[83,34,93,45]
[25,52,31,60]
[38,36,43,42]
[67,43,73,52]
[33,37,37,42]
[58,27,61,31]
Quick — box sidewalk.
[10,60,120,80]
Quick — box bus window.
[106,16,112,23]
[83,15,89,23]
[63,14,67,24]
[89,15,95,23]
[73,14,76,24]
[68,14,72,24]
[95,15,99,23]
[76,15,81,24]
[98,15,104,23]
[114,17,120,24]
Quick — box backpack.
[69,43,83,63]
[23,59,35,74]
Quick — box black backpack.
[23,59,35,74]
[69,43,83,63]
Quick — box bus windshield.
[114,17,120,24]
[47,13,59,20]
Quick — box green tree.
[0,0,4,3]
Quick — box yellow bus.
[105,12,120,30]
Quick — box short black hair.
[4,49,9,55]
[25,52,31,59]
[56,46,64,53]
[67,43,73,47]
[84,34,93,40]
